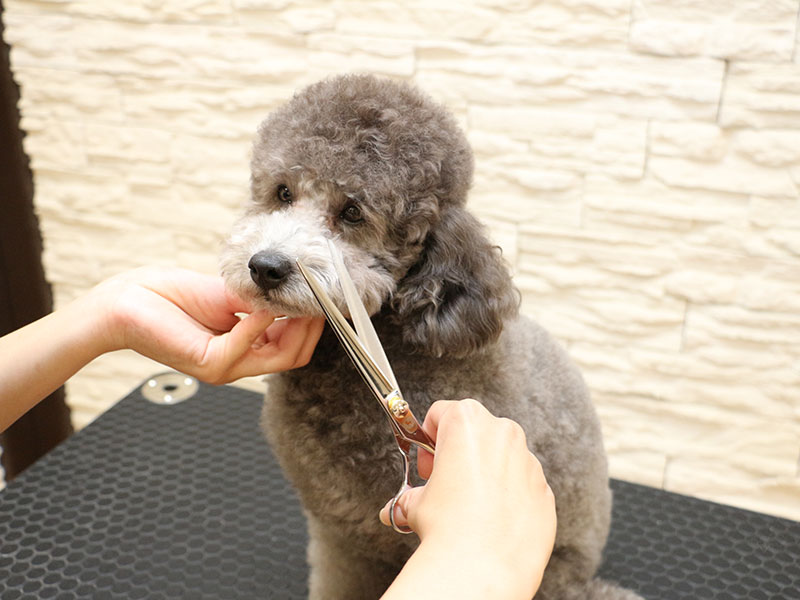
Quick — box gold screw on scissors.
[296,241,435,534]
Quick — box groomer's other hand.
[379,399,556,600]
[94,267,324,383]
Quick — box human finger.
[416,399,484,480]
[378,486,423,530]
[293,317,325,367]
[269,317,324,369]
[415,400,457,480]
[197,310,277,382]
[224,316,322,380]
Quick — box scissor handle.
[388,443,414,535]
[389,483,413,535]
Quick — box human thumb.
[378,486,424,530]
[230,309,275,349]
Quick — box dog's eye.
[340,204,364,224]
[276,184,293,204]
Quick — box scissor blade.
[327,240,399,390]
[297,256,436,457]
[295,258,395,402]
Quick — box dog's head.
[220,74,518,357]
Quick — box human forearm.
[0,267,323,433]
[0,294,110,432]
[382,535,540,600]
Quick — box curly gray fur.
[220,74,640,600]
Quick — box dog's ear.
[392,206,519,358]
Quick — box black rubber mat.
[1,378,798,599]
[600,481,800,599]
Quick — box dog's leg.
[541,578,644,600]
[534,551,643,600]
[306,517,405,600]
[577,579,644,600]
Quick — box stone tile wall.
[3,0,799,519]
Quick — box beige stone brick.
[651,122,800,198]
[417,42,725,121]
[796,21,800,64]
[85,123,173,162]
[584,175,748,234]
[307,34,415,77]
[416,68,584,113]
[470,169,583,228]
[617,345,797,419]
[237,3,336,34]
[335,1,496,41]
[736,275,800,313]
[6,13,308,79]
[734,129,800,168]
[519,289,685,352]
[592,385,799,476]
[97,159,176,188]
[170,133,250,186]
[676,223,800,274]
[5,0,234,24]
[4,11,78,68]
[118,77,288,139]
[719,62,800,129]
[666,460,800,521]
[650,120,729,161]
[518,223,678,277]
[663,270,739,305]
[649,155,798,198]
[477,162,584,194]
[233,0,291,10]
[591,118,648,178]
[169,180,250,212]
[676,415,800,478]
[630,0,798,61]
[685,304,800,355]
[607,450,668,489]
[33,169,132,221]
[12,67,124,122]
[662,245,800,314]
[19,117,87,170]
[479,0,630,49]
[748,196,800,258]
[69,0,235,23]
[468,131,530,160]
[469,108,645,178]
[470,104,597,139]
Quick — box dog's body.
[221,74,639,599]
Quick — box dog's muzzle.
[248,251,293,291]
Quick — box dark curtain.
[0,0,73,479]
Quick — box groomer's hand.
[0,266,325,433]
[94,267,325,384]
[379,399,556,600]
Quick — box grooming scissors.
[296,241,435,534]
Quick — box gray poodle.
[220,74,640,600]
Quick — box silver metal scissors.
[296,241,435,534]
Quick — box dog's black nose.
[248,251,293,291]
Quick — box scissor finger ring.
[389,483,413,535]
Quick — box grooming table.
[0,376,797,599]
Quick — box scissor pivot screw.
[388,396,409,419]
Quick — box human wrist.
[67,284,125,359]
[408,534,538,600]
